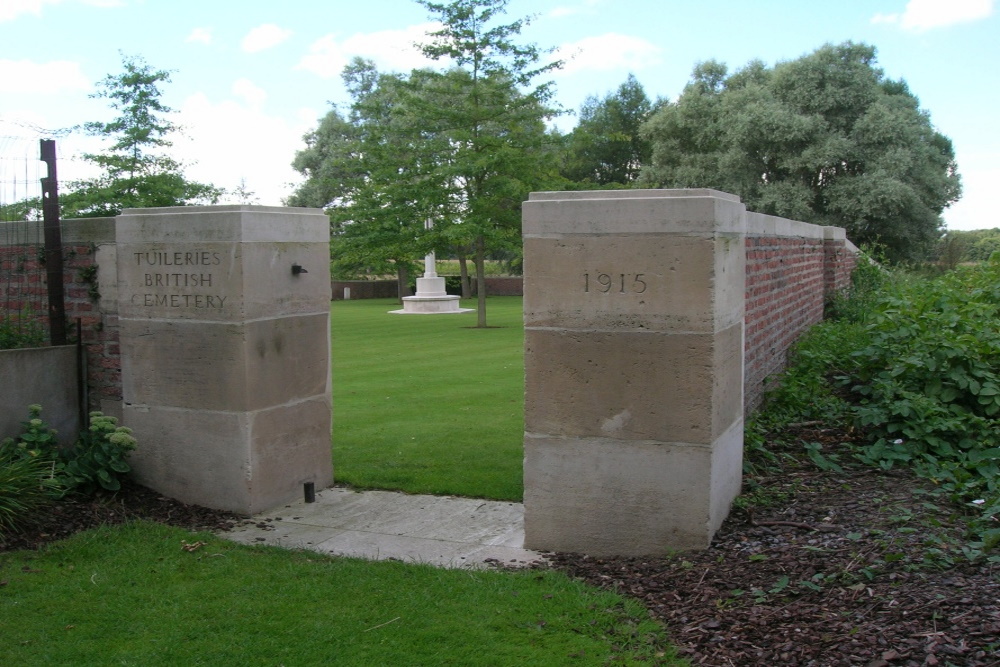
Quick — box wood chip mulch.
[544,427,1000,666]
[0,480,245,554]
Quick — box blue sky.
[1,0,996,230]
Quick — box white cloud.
[0,59,90,94]
[241,23,293,54]
[872,0,994,31]
[554,34,662,75]
[1,0,48,20]
[186,27,213,45]
[943,152,1000,230]
[1,0,123,22]
[175,92,312,206]
[232,78,266,108]
[296,23,439,78]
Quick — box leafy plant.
[1,406,137,498]
[825,246,891,324]
[843,257,1000,550]
[0,452,60,534]
[0,405,63,533]
[747,254,1000,554]
[60,412,137,493]
[0,310,45,350]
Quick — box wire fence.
[0,126,63,348]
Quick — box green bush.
[0,454,59,534]
[826,247,890,324]
[0,405,63,534]
[1,406,137,498]
[848,257,1000,549]
[751,255,1000,553]
[0,311,45,350]
[61,412,137,493]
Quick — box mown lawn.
[331,297,524,500]
[0,522,680,665]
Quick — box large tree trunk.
[474,234,487,328]
[396,263,411,304]
[458,252,472,299]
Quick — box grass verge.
[0,522,680,666]
[331,297,524,501]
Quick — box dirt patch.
[545,427,1000,666]
[0,480,244,553]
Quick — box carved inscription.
[583,273,648,294]
[130,250,227,310]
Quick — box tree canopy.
[290,0,562,324]
[288,58,440,295]
[639,42,961,261]
[560,74,659,186]
[62,54,221,218]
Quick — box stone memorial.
[522,189,746,555]
[392,220,471,315]
[116,206,333,515]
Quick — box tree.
[561,74,658,186]
[62,54,221,218]
[288,58,444,300]
[640,43,962,261]
[289,1,561,319]
[414,0,562,327]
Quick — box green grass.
[0,522,681,666]
[331,297,524,501]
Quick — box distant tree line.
[292,8,963,300]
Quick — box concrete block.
[120,314,330,412]
[523,421,743,554]
[116,206,332,516]
[0,345,79,447]
[522,189,746,555]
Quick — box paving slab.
[220,487,547,569]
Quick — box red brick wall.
[484,277,523,296]
[330,277,525,300]
[0,221,121,413]
[331,280,399,301]
[0,243,47,317]
[743,217,857,412]
[62,240,121,411]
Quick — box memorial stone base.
[522,189,746,555]
[117,206,334,515]
[391,276,472,314]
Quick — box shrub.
[826,246,891,324]
[0,453,60,534]
[61,412,137,494]
[848,256,1000,549]
[0,405,63,534]
[751,255,1000,552]
[1,406,137,498]
[0,311,45,350]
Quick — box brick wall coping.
[745,211,840,241]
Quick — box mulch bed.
[0,480,244,553]
[3,426,998,666]
[545,426,1000,666]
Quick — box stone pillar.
[117,206,333,515]
[522,189,746,555]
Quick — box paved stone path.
[222,487,546,569]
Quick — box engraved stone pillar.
[522,189,746,554]
[117,206,333,515]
